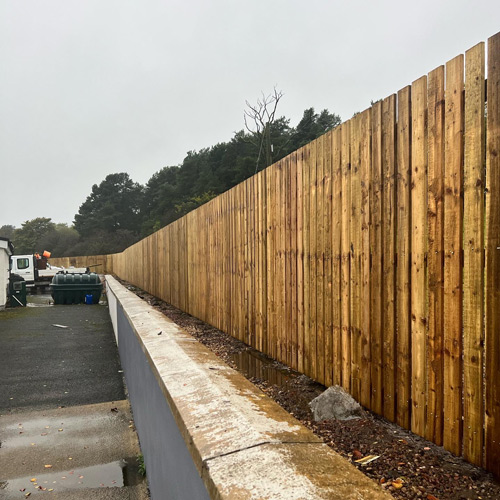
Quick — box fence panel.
[51,32,500,476]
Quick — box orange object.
[42,250,51,259]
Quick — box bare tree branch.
[244,87,284,173]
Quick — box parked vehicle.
[10,252,86,292]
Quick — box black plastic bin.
[50,272,103,305]
[9,273,27,307]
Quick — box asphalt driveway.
[0,296,147,499]
[0,298,125,412]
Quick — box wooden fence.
[51,32,500,475]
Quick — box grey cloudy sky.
[1,0,499,229]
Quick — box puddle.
[230,349,299,387]
[26,293,53,308]
[0,460,137,497]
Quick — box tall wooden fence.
[52,32,500,475]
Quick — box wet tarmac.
[0,300,148,499]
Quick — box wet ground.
[123,281,500,500]
[0,295,148,499]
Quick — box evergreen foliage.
[4,106,341,256]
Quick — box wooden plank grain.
[426,66,445,444]
[463,42,485,466]
[324,131,334,387]
[340,122,351,392]
[331,127,343,387]
[309,140,318,380]
[296,149,305,374]
[316,135,326,384]
[290,152,299,371]
[360,109,372,408]
[303,145,312,377]
[350,114,362,401]
[382,95,396,422]
[485,30,500,477]
[411,75,428,438]
[370,101,383,415]
[443,54,464,456]
[396,86,412,430]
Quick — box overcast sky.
[1,0,499,229]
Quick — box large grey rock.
[309,385,364,421]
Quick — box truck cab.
[10,255,38,285]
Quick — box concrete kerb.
[106,275,391,500]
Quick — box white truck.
[10,254,88,292]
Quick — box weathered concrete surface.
[107,276,391,500]
[0,298,148,499]
[0,401,146,499]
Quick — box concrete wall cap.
[106,275,391,500]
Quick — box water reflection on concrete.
[230,349,298,387]
[0,461,125,498]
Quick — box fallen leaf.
[68,457,73,460]
[392,478,404,489]
[41,433,47,436]
[424,447,431,451]
[20,488,26,492]
[25,493,31,498]
[427,495,439,500]
[30,478,37,482]
[44,465,52,469]
[48,489,54,492]
[58,428,63,432]
[52,324,69,329]
[352,449,363,460]
[355,455,380,465]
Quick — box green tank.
[50,272,103,305]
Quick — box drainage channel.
[229,348,299,387]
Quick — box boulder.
[309,385,364,421]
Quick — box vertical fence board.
[316,136,326,384]
[382,95,397,421]
[443,54,464,456]
[324,132,334,387]
[309,142,318,380]
[303,145,311,377]
[296,149,305,373]
[370,101,383,414]
[426,66,445,444]
[396,86,412,430]
[350,115,362,401]
[411,75,428,438]
[485,31,500,477]
[332,128,343,387]
[290,152,299,371]
[463,42,485,466]
[360,110,372,408]
[341,122,351,392]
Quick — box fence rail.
[51,31,500,475]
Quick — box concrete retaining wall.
[105,275,391,500]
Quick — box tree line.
[1,106,340,257]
